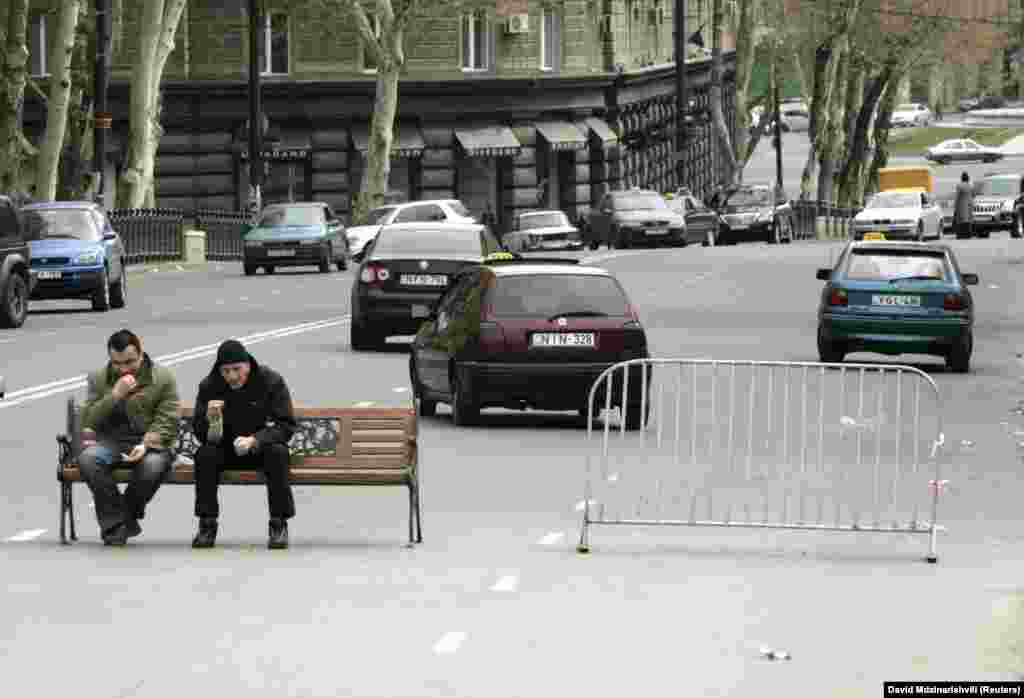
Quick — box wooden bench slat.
[61,465,411,485]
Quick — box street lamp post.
[674,0,687,192]
[248,0,262,215]
[93,0,111,205]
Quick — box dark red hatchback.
[409,258,650,427]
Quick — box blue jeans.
[77,442,173,535]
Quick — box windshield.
[488,274,632,317]
[365,207,397,225]
[975,179,1020,196]
[258,206,324,227]
[725,189,772,207]
[866,192,921,209]
[23,209,99,241]
[373,227,482,257]
[519,213,568,230]
[614,194,668,211]
[844,251,951,282]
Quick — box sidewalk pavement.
[1000,132,1024,155]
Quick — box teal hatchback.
[242,202,348,276]
[816,241,978,372]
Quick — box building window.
[260,12,288,75]
[540,7,558,71]
[28,15,47,77]
[362,14,381,72]
[461,10,489,71]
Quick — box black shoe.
[191,517,218,548]
[124,519,142,539]
[268,518,288,549]
[102,525,128,546]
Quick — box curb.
[125,261,233,277]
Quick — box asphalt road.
[2,234,1024,696]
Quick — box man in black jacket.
[191,339,297,549]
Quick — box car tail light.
[828,288,848,306]
[944,293,966,311]
[359,263,390,285]
[624,304,642,328]
[479,321,506,353]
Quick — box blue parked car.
[21,202,127,312]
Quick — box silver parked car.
[504,210,582,252]
[924,138,1004,165]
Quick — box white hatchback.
[346,199,477,260]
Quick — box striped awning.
[535,121,587,151]
[351,122,425,158]
[581,116,619,145]
[454,124,522,158]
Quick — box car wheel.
[92,268,111,311]
[409,357,437,417]
[264,265,276,275]
[1013,214,1023,239]
[244,264,257,276]
[768,220,780,244]
[703,228,716,247]
[350,322,380,351]
[916,223,924,242]
[109,267,127,309]
[946,331,972,373]
[0,271,28,328]
[336,248,348,271]
[319,249,331,273]
[450,367,479,426]
[817,326,845,363]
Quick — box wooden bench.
[56,397,421,546]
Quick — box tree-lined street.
[3,233,1024,694]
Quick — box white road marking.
[150,268,160,272]
[272,290,281,295]
[5,528,47,542]
[432,632,466,655]
[0,316,351,409]
[538,532,565,545]
[216,300,225,305]
[490,575,519,593]
[240,297,249,301]
[989,284,1000,289]
[574,499,597,512]
[393,386,410,392]
[353,401,375,407]
[175,265,184,271]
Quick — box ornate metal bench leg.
[406,484,415,547]
[59,483,68,545]
[414,482,422,544]
[68,484,78,542]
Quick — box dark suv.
[0,195,31,328]
[583,189,685,249]
[409,257,650,428]
[970,173,1024,239]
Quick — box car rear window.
[447,201,471,217]
[844,250,952,282]
[488,274,632,317]
[373,226,482,257]
[614,194,668,211]
[259,206,324,226]
[365,206,397,225]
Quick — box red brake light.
[624,303,642,328]
[360,263,389,285]
[828,288,848,306]
[944,293,965,311]
[481,302,496,322]
[479,321,506,352]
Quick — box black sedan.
[349,222,506,350]
[712,184,794,245]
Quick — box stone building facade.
[24,0,736,230]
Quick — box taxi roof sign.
[863,232,886,241]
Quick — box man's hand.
[111,374,137,401]
[233,435,257,456]
[207,400,225,418]
[122,443,146,463]
[142,432,163,449]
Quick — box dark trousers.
[78,443,173,535]
[193,443,295,520]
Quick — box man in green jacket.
[80,329,180,545]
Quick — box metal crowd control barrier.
[196,210,251,260]
[108,208,184,264]
[577,359,946,562]
[791,200,859,240]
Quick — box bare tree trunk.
[59,12,93,200]
[117,0,186,209]
[709,0,738,187]
[799,44,831,198]
[730,0,758,174]
[817,36,848,203]
[866,77,900,196]
[36,0,81,201]
[0,0,32,192]
[837,65,891,207]
[355,66,399,224]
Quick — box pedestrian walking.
[934,102,943,123]
[191,339,297,549]
[954,171,974,239]
[79,329,180,545]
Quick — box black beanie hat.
[215,339,250,368]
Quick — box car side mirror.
[962,273,979,285]
[816,268,832,281]
[103,232,116,241]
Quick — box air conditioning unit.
[506,13,530,34]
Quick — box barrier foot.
[576,544,590,554]
[925,555,938,564]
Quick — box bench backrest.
[69,399,417,470]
